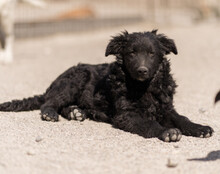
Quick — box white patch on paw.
[171,134,177,141]
[69,107,85,121]
[73,109,78,114]
[161,128,182,142]
[165,137,170,142]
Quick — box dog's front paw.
[41,108,59,122]
[182,124,214,138]
[160,128,182,142]
[68,106,86,121]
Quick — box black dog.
[0,30,214,142]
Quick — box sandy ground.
[0,22,220,174]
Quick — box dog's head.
[105,30,177,81]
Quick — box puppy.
[0,0,45,63]
[0,30,214,142]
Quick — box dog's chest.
[132,91,158,109]
[128,87,170,119]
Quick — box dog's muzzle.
[137,66,149,81]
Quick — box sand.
[0,22,220,174]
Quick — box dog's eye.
[129,51,136,55]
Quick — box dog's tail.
[215,91,220,104]
[0,95,45,112]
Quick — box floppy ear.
[151,30,178,55]
[105,31,128,57]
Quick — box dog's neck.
[148,58,173,94]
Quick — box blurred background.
[15,0,220,38]
[0,1,220,173]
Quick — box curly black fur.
[0,30,213,142]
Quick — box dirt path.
[0,22,220,174]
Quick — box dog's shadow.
[188,150,220,161]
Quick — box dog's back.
[0,63,111,112]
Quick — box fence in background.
[14,0,220,38]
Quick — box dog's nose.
[137,67,148,75]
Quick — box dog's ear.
[105,31,128,57]
[151,29,158,35]
[151,30,178,55]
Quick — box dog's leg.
[169,110,214,138]
[87,109,111,123]
[0,36,13,63]
[0,23,6,49]
[40,89,76,121]
[60,105,86,121]
[0,1,14,63]
[40,101,59,122]
[112,113,182,142]
[60,106,111,123]
[63,82,111,122]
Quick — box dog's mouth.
[134,72,150,82]
[137,75,149,82]
[127,70,151,82]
